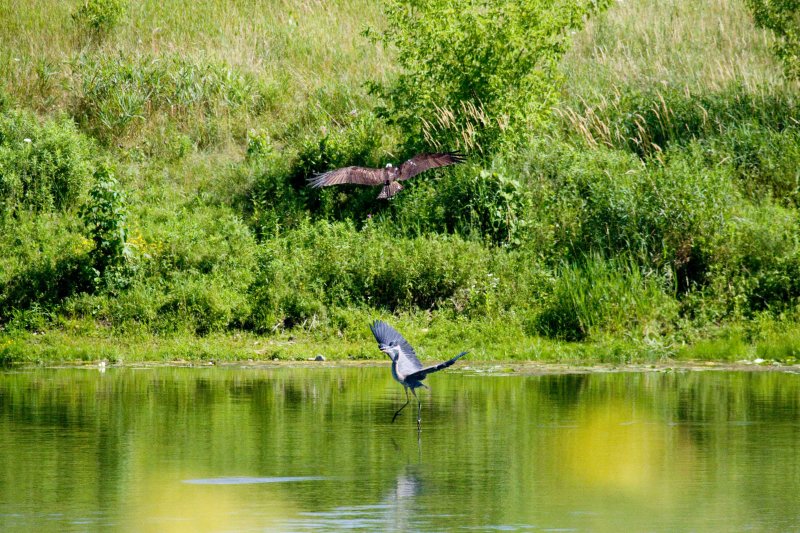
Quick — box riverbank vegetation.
[2,0,800,364]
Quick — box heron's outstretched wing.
[397,152,466,181]
[406,351,468,382]
[307,166,385,188]
[370,320,423,377]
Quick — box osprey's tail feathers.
[377,181,402,199]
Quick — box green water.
[1,366,799,532]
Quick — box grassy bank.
[4,313,800,365]
[2,0,800,365]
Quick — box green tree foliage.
[746,0,800,80]
[369,0,609,152]
[80,166,132,290]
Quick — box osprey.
[307,152,465,199]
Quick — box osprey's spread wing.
[370,320,423,378]
[406,351,468,382]
[398,152,465,181]
[307,166,385,188]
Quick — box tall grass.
[534,253,677,342]
[558,0,797,157]
[561,0,786,97]
[0,0,389,148]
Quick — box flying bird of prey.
[370,320,468,426]
[307,152,465,199]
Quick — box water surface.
[1,365,799,531]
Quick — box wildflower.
[23,138,32,143]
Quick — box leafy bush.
[0,109,93,218]
[247,112,395,233]
[246,220,511,331]
[0,214,93,325]
[156,274,252,335]
[0,255,94,325]
[439,169,531,246]
[369,0,609,151]
[746,0,800,80]
[72,0,126,42]
[390,166,531,246]
[699,202,800,318]
[704,125,800,207]
[143,206,256,333]
[137,204,257,279]
[80,165,132,290]
[521,140,743,292]
[57,205,259,334]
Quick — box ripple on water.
[182,476,326,485]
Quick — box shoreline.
[3,358,797,374]
[3,327,799,370]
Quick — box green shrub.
[245,155,307,237]
[0,211,94,325]
[523,141,742,291]
[247,112,395,233]
[80,165,132,290]
[704,125,800,207]
[246,129,273,161]
[0,255,94,325]
[0,109,93,218]
[700,202,800,318]
[353,232,492,311]
[157,274,251,335]
[72,0,126,42]
[369,0,609,151]
[746,0,800,80]
[54,204,258,335]
[391,166,531,246]
[518,133,800,326]
[448,170,531,246]
[246,220,510,331]
[138,204,257,279]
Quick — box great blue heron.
[307,152,465,199]
[369,320,467,425]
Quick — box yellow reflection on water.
[558,400,695,496]
[122,470,296,532]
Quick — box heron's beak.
[379,346,397,362]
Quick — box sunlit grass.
[0,0,389,144]
[0,312,684,365]
[561,0,786,98]
[557,0,796,153]
[676,334,751,362]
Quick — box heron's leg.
[392,386,410,423]
[411,387,421,426]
